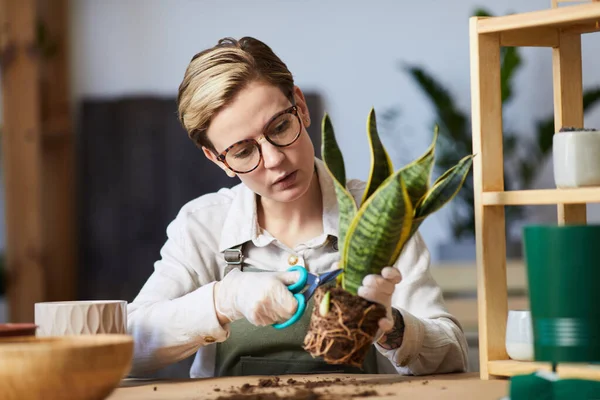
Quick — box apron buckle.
[224,247,244,265]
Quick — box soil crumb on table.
[217,389,320,400]
[214,376,384,400]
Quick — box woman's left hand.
[357,267,402,333]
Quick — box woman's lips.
[273,170,298,189]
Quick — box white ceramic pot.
[553,129,600,188]
[505,310,533,361]
[34,300,127,337]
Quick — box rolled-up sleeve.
[374,232,469,375]
[127,212,228,376]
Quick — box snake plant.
[322,108,474,295]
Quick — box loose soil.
[214,376,388,400]
[303,286,386,367]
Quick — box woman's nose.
[260,139,285,169]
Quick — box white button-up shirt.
[127,158,469,378]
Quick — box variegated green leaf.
[415,154,474,219]
[409,216,426,238]
[321,114,357,268]
[361,108,393,204]
[342,173,413,295]
[333,180,357,268]
[398,124,439,206]
[322,114,346,185]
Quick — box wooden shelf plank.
[489,360,600,380]
[489,360,552,377]
[482,188,600,205]
[500,27,559,47]
[477,3,600,34]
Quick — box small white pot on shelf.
[505,310,533,361]
[553,127,600,188]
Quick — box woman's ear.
[293,86,311,128]
[202,146,237,178]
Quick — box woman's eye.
[271,120,290,135]
[233,148,253,159]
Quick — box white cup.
[34,300,127,337]
[505,310,534,361]
[553,130,600,188]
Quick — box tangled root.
[303,286,386,368]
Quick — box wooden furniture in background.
[469,1,600,380]
[39,0,77,305]
[0,0,46,322]
[0,0,76,322]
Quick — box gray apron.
[214,244,379,377]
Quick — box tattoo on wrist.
[377,308,405,350]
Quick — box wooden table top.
[108,372,509,399]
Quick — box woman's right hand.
[214,268,300,326]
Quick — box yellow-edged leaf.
[322,114,346,185]
[415,154,474,219]
[342,172,413,295]
[361,108,393,204]
[321,114,357,269]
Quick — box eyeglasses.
[214,105,303,174]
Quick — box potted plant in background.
[553,126,600,188]
[302,108,473,366]
[382,7,600,261]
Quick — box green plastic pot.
[523,224,600,363]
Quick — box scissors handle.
[272,293,306,329]
[272,265,308,330]
[285,265,308,293]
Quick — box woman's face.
[203,80,316,204]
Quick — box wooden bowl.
[0,334,133,400]
[0,323,37,337]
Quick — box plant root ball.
[303,286,386,368]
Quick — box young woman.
[127,36,468,378]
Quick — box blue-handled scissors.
[272,265,342,330]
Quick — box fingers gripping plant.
[303,108,474,367]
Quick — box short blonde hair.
[177,37,295,150]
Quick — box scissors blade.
[304,273,317,287]
[302,269,343,302]
[318,269,342,286]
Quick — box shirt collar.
[218,157,340,252]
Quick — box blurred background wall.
[2,0,599,262]
[0,0,599,374]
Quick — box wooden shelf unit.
[469,2,600,380]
